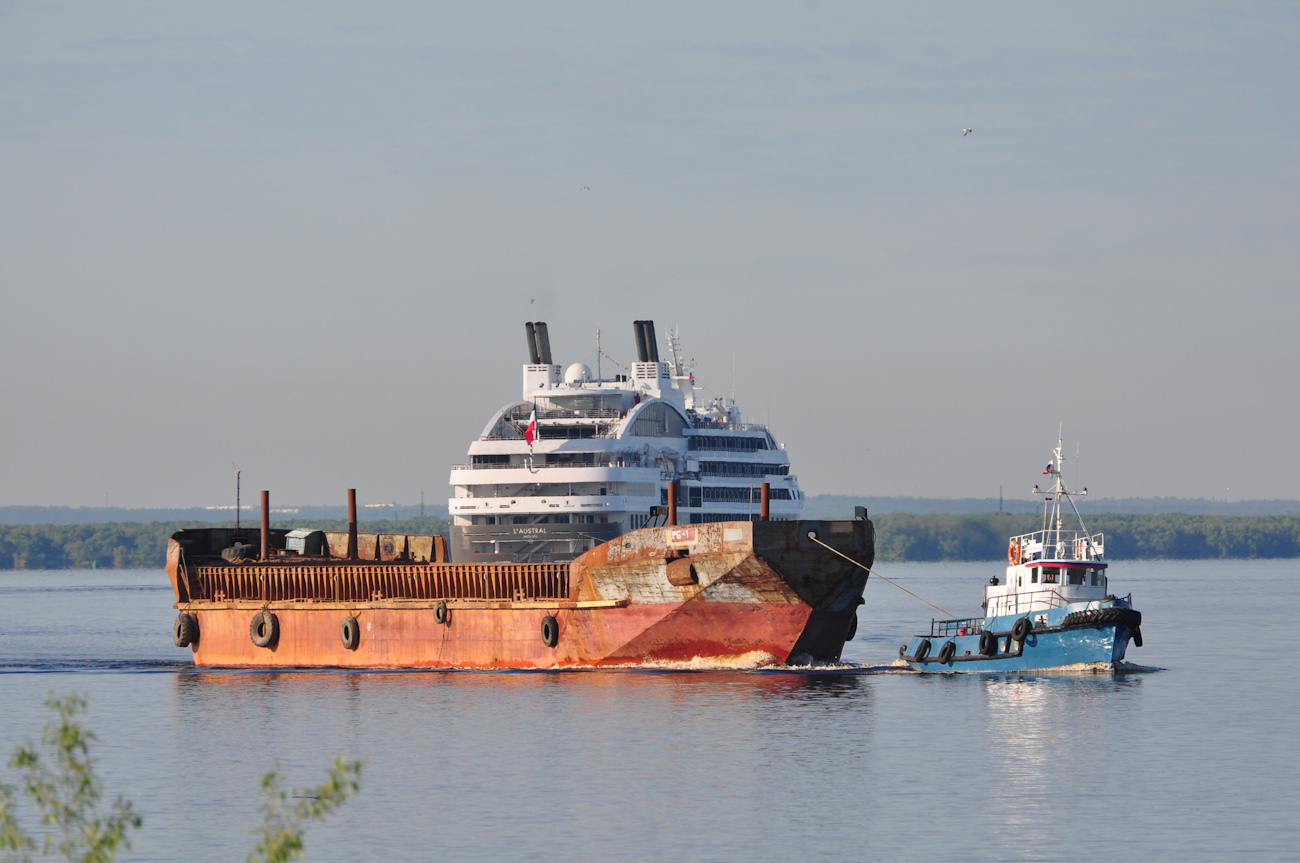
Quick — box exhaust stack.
[633,320,649,362]
[642,320,659,362]
[533,322,553,365]
[347,489,358,560]
[260,490,270,561]
[525,323,540,364]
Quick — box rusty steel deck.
[167,518,873,668]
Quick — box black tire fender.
[1012,617,1032,642]
[978,629,997,656]
[914,639,931,661]
[1132,626,1143,648]
[250,610,279,648]
[340,616,360,650]
[541,615,559,648]
[845,612,858,642]
[938,641,956,664]
[174,613,199,648]
[434,601,449,625]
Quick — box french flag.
[524,407,537,448]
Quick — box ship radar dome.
[564,363,593,384]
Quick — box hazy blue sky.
[2,2,1298,508]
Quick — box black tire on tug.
[434,601,449,626]
[174,613,199,648]
[541,615,559,648]
[250,610,279,648]
[340,616,360,650]
[938,641,956,664]
[1012,617,1032,642]
[914,639,932,661]
[979,629,997,656]
[845,612,859,642]
[1132,627,1143,648]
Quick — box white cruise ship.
[448,320,804,562]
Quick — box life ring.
[174,613,199,648]
[1011,617,1032,642]
[250,610,279,648]
[1007,540,1021,565]
[434,601,449,625]
[340,616,360,650]
[937,641,956,664]
[979,629,997,656]
[914,639,931,661]
[845,612,858,642]
[541,615,559,648]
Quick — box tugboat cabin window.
[1068,568,1085,586]
[1090,569,1100,586]
[1030,570,1038,584]
[1041,567,1059,584]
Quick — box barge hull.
[169,519,873,669]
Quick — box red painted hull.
[168,519,873,669]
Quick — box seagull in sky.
[962,128,973,136]
[581,186,591,191]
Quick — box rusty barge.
[167,489,873,668]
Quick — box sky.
[2,2,1298,508]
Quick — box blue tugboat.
[902,439,1142,673]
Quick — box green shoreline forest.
[2,513,1300,569]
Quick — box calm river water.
[1,559,1297,862]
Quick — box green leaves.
[248,757,364,863]
[2,693,140,863]
[3,694,362,863]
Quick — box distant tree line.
[2,513,1299,569]
[0,516,451,570]
[871,512,1300,562]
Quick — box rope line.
[807,532,957,619]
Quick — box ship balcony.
[449,494,650,518]
[449,463,660,485]
[1010,529,1105,563]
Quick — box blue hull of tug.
[903,601,1140,673]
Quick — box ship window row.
[661,486,794,507]
[687,435,770,451]
[698,461,789,477]
[687,513,791,524]
[473,515,607,525]
[1030,567,1105,586]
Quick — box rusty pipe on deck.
[760,482,770,521]
[347,489,358,560]
[667,480,677,527]
[260,490,270,561]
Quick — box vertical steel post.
[260,490,270,561]
[760,482,771,521]
[348,489,359,561]
[667,481,677,527]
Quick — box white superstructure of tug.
[448,321,803,562]
[982,437,1109,621]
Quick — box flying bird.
[581,186,591,191]
[963,128,973,136]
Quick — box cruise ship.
[448,321,804,562]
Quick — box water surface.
[1,560,1296,862]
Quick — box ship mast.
[1033,431,1095,558]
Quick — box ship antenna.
[234,464,241,534]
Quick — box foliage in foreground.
[0,694,139,863]
[0,694,362,863]
[249,757,362,863]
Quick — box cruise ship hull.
[168,519,872,669]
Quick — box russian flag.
[1043,463,1054,475]
[524,407,537,448]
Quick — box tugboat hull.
[903,603,1141,673]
